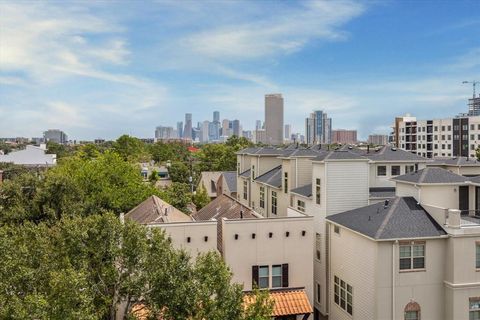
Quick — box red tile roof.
[244,288,313,317]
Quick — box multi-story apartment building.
[236,145,430,319]
[265,94,284,145]
[125,194,314,320]
[326,167,480,320]
[332,129,357,144]
[368,134,389,146]
[395,114,480,159]
[468,97,480,116]
[183,113,192,141]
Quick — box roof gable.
[392,167,467,184]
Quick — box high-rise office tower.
[255,120,262,131]
[201,121,210,143]
[155,126,175,140]
[184,113,192,140]
[305,110,332,145]
[213,111,220,123]
[265,94,284,145]
[232,119,241,137]
[284,124,291,141]
[177,121,183,139]
[43,129,68,144]
[222,119,231,137]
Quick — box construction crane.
[463,80,479,98]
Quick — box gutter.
[392,240,397,320]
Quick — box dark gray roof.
[222,171,237,192]
[290,184,312,197]
[239,168,251,177]
[428,157,480,167]
[392,167,467,184]
[236,147,262,155]
[281,149,324,158]
[254,165,282,188]
[357,146,428,162]
[369,187,396,199]
[327,197,447,240]
[313,150,367,161]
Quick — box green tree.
[149,142,189,163]
[46,141,75,159]
[168,161,191,183]
[193,185,210,210]
[0,141,12,154]
[113,135,149,162]
[0,214,272,320]
[149,170,159,183]
[159,182,192,214]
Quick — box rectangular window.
[470,298,480,320]
[405,311,419,320]
[271,191,277,215]
[472,135,475,140]
[463,125,469,131]
[297,200,305,212]
[442,135,446,140]
[251,165,255,179]
[448,125,452,131]
[271,265,282,288]
[472,124,475,130]
[243,181,248,200]
[434,126,438,131]
[284,172,288,193]
[316,283,321,304]
[476,243,480,269]
[334,276,352,316]
[405,165,415,173]
[473,145,476,151]
[258,266,269,289]
[399,242,425,271]
[391,165,400,176]
[377,165,387,176]
[316,178,321,205]
[316,233,321,261]
[442,125,445,131]
[334,225,340,234]
[237,162,240,174]
[259,186,265,208]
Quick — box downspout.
[414,184,421,203]
[295,158,298,188]
[392,240,398,320]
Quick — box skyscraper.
[265,94,284,145]
[284,124,291,141]
[222,119,231,137]
[184,113,192,141]
[176,121,183,139]
[155,126,175,140]
[255,120,262,131]
[468,97,480,116]
[213,111,220,123]
[305,110,332,145]
[43,129,68,144]
[232,119,241,137]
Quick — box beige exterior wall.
[149,221,218,256]
[419,184,460,210]
[222,216,314,305]
[369,162,427,188]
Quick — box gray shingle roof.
[357,146,428,162]
[222,171,237,192]
[192,194,258,221]
[392,167,467,184]
[369,187,396,199]
[239,168,251,177]
[281,149,324,158]
[313,150,367,161]
[290,184,312,197]
[125,195,192,224]
[327,197,447,240]
[254,165,282,188]
[428,157,480,167]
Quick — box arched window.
[404,301,420,320]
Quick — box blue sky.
[0,0,479,140]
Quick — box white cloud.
[181,1,365,61]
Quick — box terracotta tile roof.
[125,195,192,224]
[243,288,312,317]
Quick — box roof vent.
[384,199,390,208]
[391,147,397,151]
[368,216,371,221]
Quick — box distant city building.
[201,121,210,143]
[253,129,266,144]
[242,130,253,140]
[255,120,262,131]
[368,134,389,145]
[332,129,357,144]
[222,119,231,137]
[192,127,200,142]
[31,137,45,145]
[394,114,480,158]
[468,97,480,116]
[209,121,220,141]
[94,138,105,144]
[184,113,192,141]
[392,113,416,148]
[176,121,183,139]
[284,124,292,141]
[213,111,220,123]
[232,119,241,137]
[305,111,331,145]
[265,94,284,145]
[155,126,176,140]
[43,129,68,144]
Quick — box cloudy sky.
[0,0,479,140]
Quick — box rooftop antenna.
[463,80,479,98]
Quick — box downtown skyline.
[0,1,479,140]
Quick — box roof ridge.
[418,167,429,184]
[375,197,400,239]
[255,165,282,179]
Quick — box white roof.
[0,145,56,166]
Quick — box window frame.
[377,165,387,176]
[284,172,288,193]
[470,298,480,320]
[476,242,480,269]
[391,165,401,176]
[271,265,282,288]
[243,180,248,200]
[259,186,265,208]
[334,276,353,316]
[399,241,425,272]
[315,178,321,205]
[297,199,306,212]
[258,265,269,289]
[271,191,277,215]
